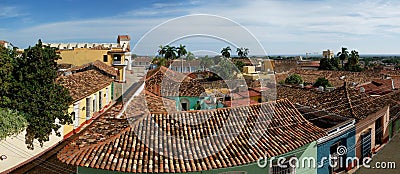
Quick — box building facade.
[58,69,114,139]
[47,35,131,82]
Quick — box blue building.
[297,104,356,174]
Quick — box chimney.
[392,79,395,90]
[360,87,365,93]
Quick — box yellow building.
[57,69,114,139]
[48,35,131,82]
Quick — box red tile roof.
[358,79,393,95]
[57,99,326,173]
[118,35,131,41]
[57,70,114,102]
[391,76,400,89]
[279,84,400,120]
[145,66,205,97]
[67,60,118,78]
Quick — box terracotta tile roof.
[276,69,383,87]
[391,76,400,89]
[67,60,118,78]
[57,70,114,102]
[57,63,74,70]
[118,35,131,41]
[58,99,326,173]
[295,104,354,130]
[277,84,398,121]
[277,86,320,105]
[283,84,394,120]
[145,66,206,97]
[358,79,394,95]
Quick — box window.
[86,98,91,120]
[271,157,296,174]
[103,55,108,62]
[330,141,346,173]
[179,98,190,111]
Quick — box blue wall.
[317,127,356,174]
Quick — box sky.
[1,0,400,55]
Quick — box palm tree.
[221,46,231,58]
[177,44,187,73]
[236,48,243,58]
[236,47,249,58]
[176,44,187,58]
[164,45,177,60]
[186,52,195,61]
[158,45,166,57]
[242,48,249,58]
[337,47,349,69]
[349,50,359,66]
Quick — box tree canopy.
[0,40,72,149]
[221,46,231,58]
[236,47,249,58]
[0,108,27,140]
[285,74,303,85]
[313,77,333,88]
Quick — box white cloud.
[2,0,400,54]
[0,6,25,18]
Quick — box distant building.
[169,59,201,73]
[0,40,13,49]
[132,56,152,67]
[323,49,335,58]
[46,35,131,82]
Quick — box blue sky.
[1,0,400,55]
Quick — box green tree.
[152,57,168,67]
[234,60,245,72]
[176,44,187,58]
[313,77,333,88]
[236,47,249,58]
[200,56,213,70]
[158,45,166,57]
[337,47,349,69]
[6,40,72,149]
[186,52,195,61]
[0,46,15,106]
[177,44,187,73]
[0,108,27,140]
[319,58,334,70]
[221,46,231,58]
[164,45,177,60]
[285,74,303,85]
[348,50,360,66]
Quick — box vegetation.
[236,47,249,58]
[285,74,303,85]
[0,108,27,140]
[0,40,72,149]
[199,55,214,70]
[210,58,239,80]
[344,50,362,72]
[337,47,349,68]
[313,77,333,88]
[234,60,245,72]
[221,46,231,58]
[319,57,340,70]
